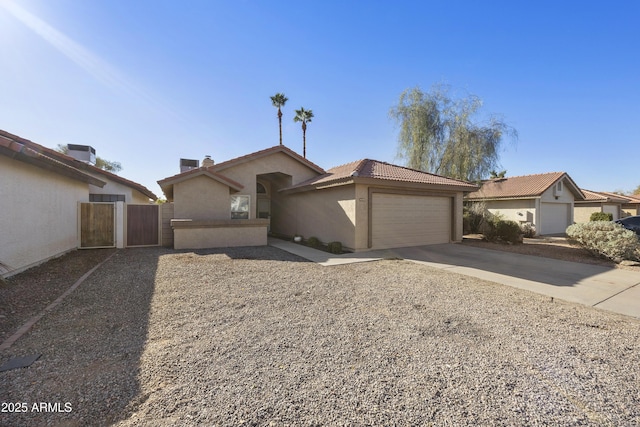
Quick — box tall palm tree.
[294,107,313,158]
[270,93,288,145]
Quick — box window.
[231,195,250,219]
[90,194,125,202]
[556,181,563,192]
[256,182,267,194]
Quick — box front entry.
[256,181,271,231]
[257,198,271,219]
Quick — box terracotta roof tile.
[580,189,629,203]
[627,194,640,203]
[466,172,584,199]
[284,159,479,190]
[0,129,157,200]
[0,133,106,187]
[158,166,244,190]
[212,145,325,174]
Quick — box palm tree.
[294,107,314,158]
[270,93,288,145]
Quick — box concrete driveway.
[270,239,640,319]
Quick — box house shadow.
[191,244,312,263]
[0,247,161,426]
[388,243,622,288]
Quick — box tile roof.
[212,145,325,174]
[597,191,640,204]
[0,132,106,187]
[157,167,244,200]
[579,189,629,203]
[466,172,584,200]
[157,145,326,200]
[283,159,479,191]
[0,129,157,200]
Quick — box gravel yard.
[1,246,639,425]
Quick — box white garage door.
[371,193,451,249]
[540,203,570,235]
[603,205,619,221]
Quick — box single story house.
[158,145,478,251]
[465,172,585,235]
[0,129,156,277]
[604,192,640,217]
[574,189,627,222]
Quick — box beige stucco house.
[158,145,478,251]
[610,192,640,217]
[0,129,156,277]
[574,189,626,222]
[465,172,585,235]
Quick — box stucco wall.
[174,175,231,220]
[622,204,640,217]
[575,203,620,222]
[88,175,150,203]
[216,151,321,220]
[0,156,88,277]
[485,199,536,225]
[275,184,466,252]
[274,185,357,250]
[171,220,267,249]
[574,204,601,223]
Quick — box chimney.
[67,144,96,165]
[180,158,199,173]
[202,155,214,168]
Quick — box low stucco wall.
[171,219,268,249]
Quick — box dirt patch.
[0,249,116,343]
[461,235,640,273]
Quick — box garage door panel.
[372,194,451,249]
[540,203,570,235]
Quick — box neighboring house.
[465,172,585,235]
[0,129,156,277]
[602,192,640,217]
[574,189,626,222]
[158,145,478,251]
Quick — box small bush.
[566,221,639,262]
[463,202,487,234]
[327,241,343,254]
[590,212,613,222]
[307,236,320,248]
[480,212,522,244]
[462,202,488,234]
[520,223,536,238]
[496,220,523,244]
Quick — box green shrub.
[463,202,487,234]
[307,236,320,248]
[590,212,613,222]
[327,241,343,254]
[566,221,640,262]
[520,223,536,238]
[480,213,522,244]
[496,220,523,244]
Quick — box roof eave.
[0,140,106,187]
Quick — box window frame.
[230,195,250,220]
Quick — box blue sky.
[1,0,638,198]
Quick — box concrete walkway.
[268,238,640,319]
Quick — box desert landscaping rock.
[1,246,639,425]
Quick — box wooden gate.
[80,202,115,248]
[126,204,160,247]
